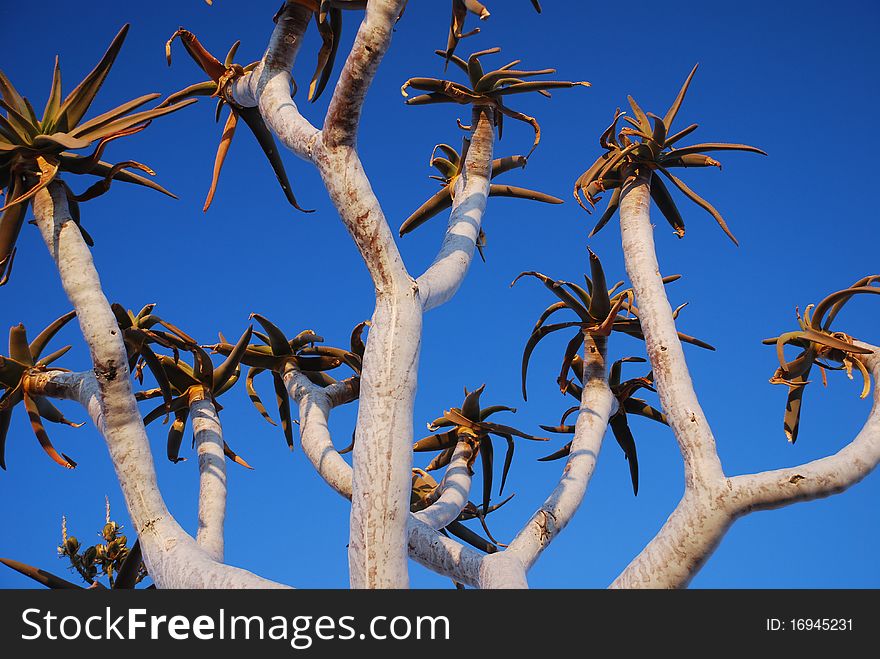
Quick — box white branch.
[191,396,227,562]
[406,517,486,588]
[284,365,493,587]
[283,366,358,499]
[226,3,319,161]
[323,0,408,148]
[31,184,288,589]
[413,441,474,530]
[417,107,494,312]
[618,174,725,489]
[608,487,733,589]
[728,348,880,511]
[506,334,614,571]
[609,172,880,588]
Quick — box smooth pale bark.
[314,0,416,589]
[31,185,287,589]
[609,173,880,588]
[617,173,725,490]
[417,107,494,312]
[727,351,880,509]
[227,0,493,588]
[506,335,615,572]
[413,441,474,530]
[191,397,227,562]
[283,366,489,587]
[283,367,359,499]
[226,4,319,162]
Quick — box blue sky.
[1,0,879,588]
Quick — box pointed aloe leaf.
[214,326,253,391]
[664,123,699,147]
[521,322,581,400]
[0,558,82,589]
[28,311,76,360]
[460,384,485,421]
[538,440,572,462]
[557,329,585,392]
[113,538,142,589]
[9,324,33,366]
[798,328,872,355]
[273,373,294,449]
[56,24,130,131]
[488,184,563,205]
[483,421,547,442]
[0,97,36,141]
[663,143,766,158]
[203,109,238,212]
[34,345,72,369]
[609,356,646,388]
[413,429,458,453]
[350,321,370,357]
[57,156,176,199]
[237,106,312,212]
[445,520,498,554]
[246,367,277,426]
[663,64,698,131]
[610,413,638,495]
[657,166,737,245]
[159,80,216,109]
[479,405,516,421]
[224,440,253,469]
[70,99,197,144]
[166,28,226,80]
[627,95,652,135]
[23,394,76,469]
[498,435,515,496]
[476,67,555,93]
[650,172,686,238]
[587,249,611,321]
[812,285,880,331]
[588,187,621,238]
[530,301,568,335]
[167,408,188,463]
[32,396,81,427]
[623,397,667,425]
[249,314,292,357]
[480,434,494,512]
[784,368,811,444]
[511,271,591,321]
[0,178,27,286]
[0,69,29,118]
[491,80,589,97]
[0,408,12,470]
[309,7,343,102]
[139,344,173,407]
[520,321,584,400]
[40,57,64,130]
[71,93,163,139]
[399,188,454,236]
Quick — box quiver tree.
[0,25,192,285]
[1,1,879,591]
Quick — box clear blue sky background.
[1,0,878,589]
